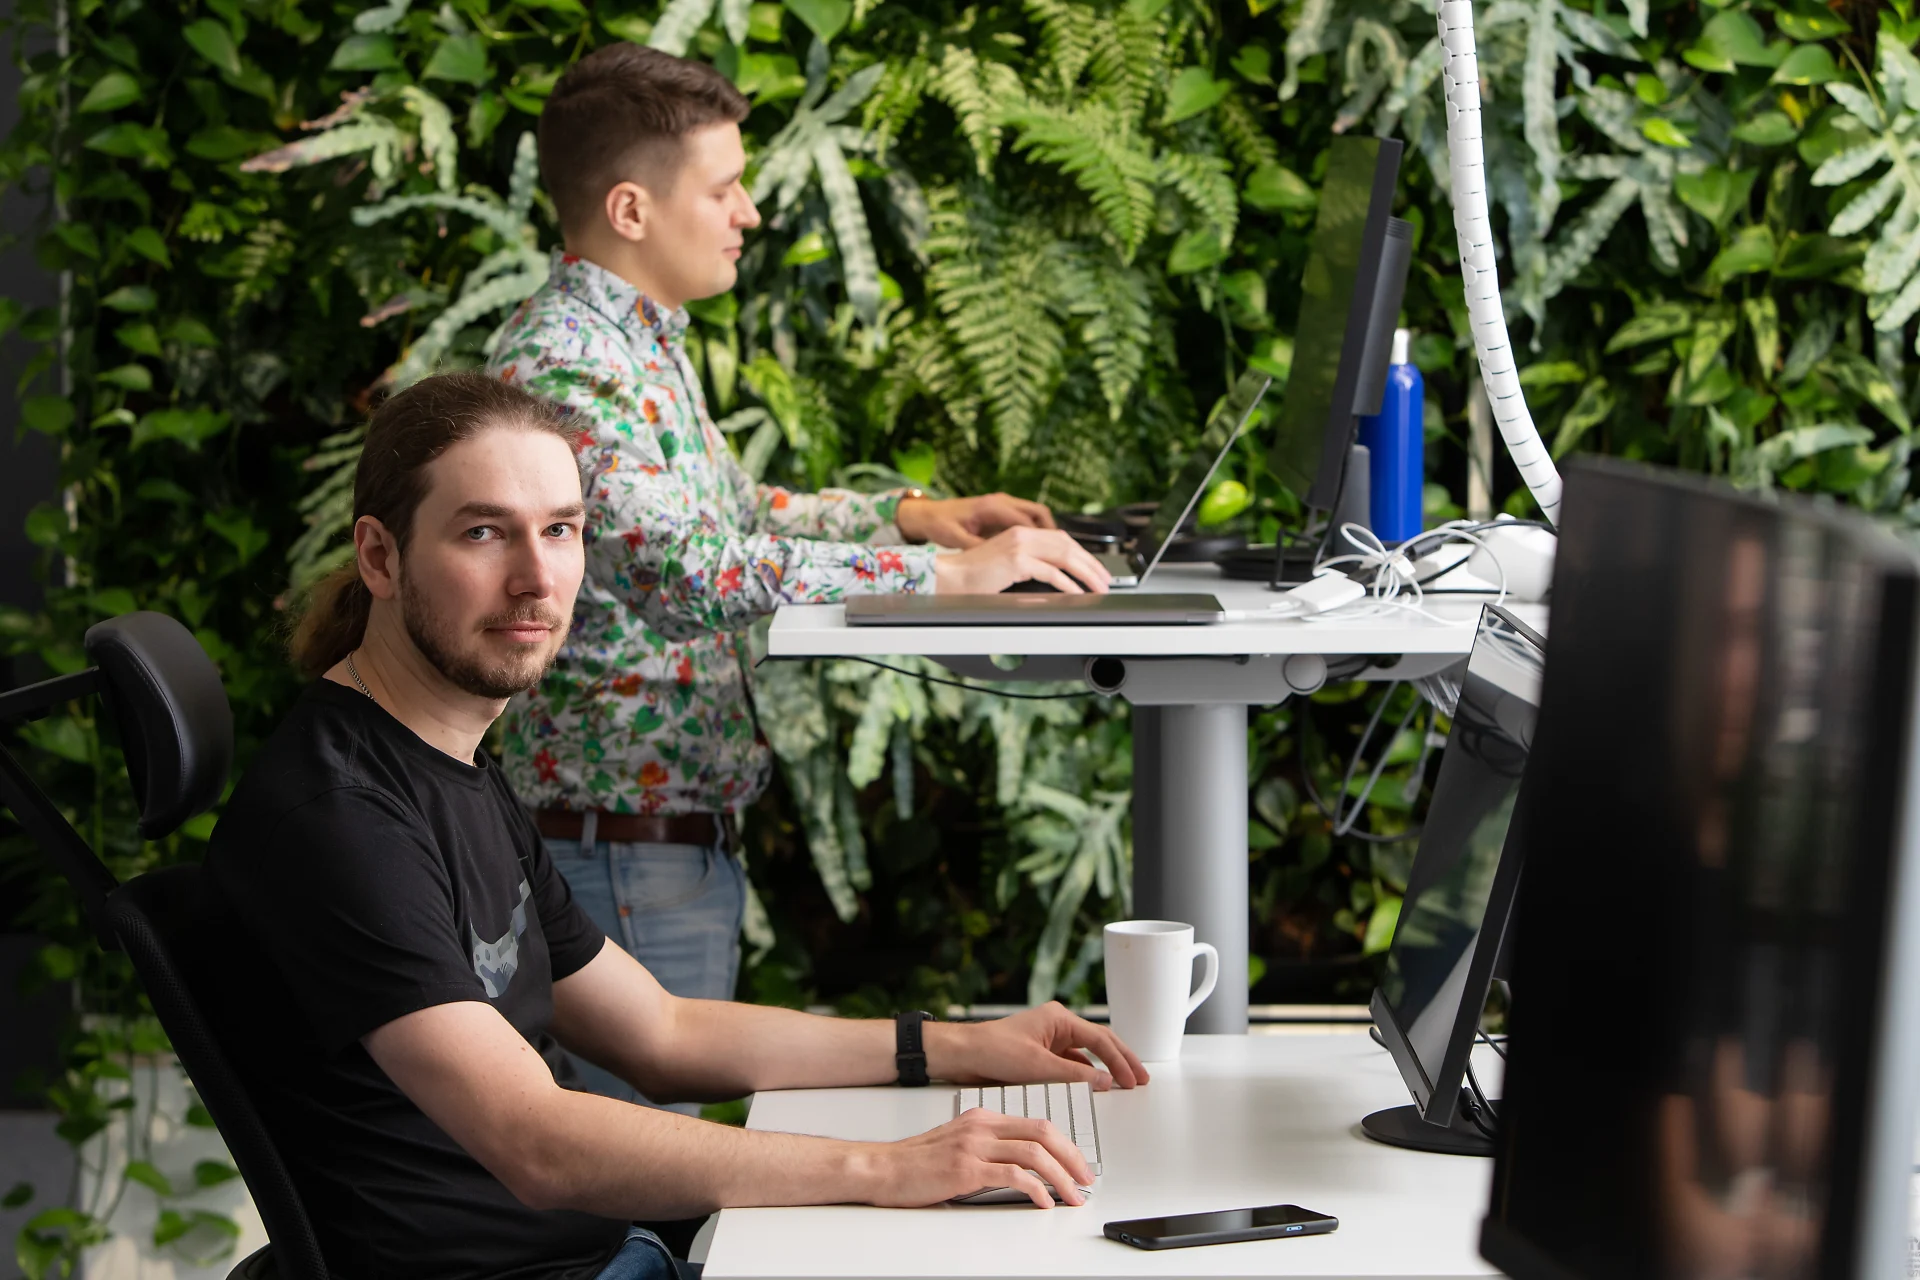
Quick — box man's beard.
[400,574,568,699]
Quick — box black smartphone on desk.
[1105,1204,1338,1250]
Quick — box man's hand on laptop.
[931,527,1113,594]
[896,492,1054,549]
[925,1000,1149,1091]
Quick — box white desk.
[702,1032,1504,1280]
[769,564,1547,1032]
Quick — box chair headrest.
[84,613,233,839]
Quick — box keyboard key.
[955,1080,1102,1176]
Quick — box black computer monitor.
[1479,459,1920,1280]
[1266,135,1406,513]
[1364,604,1546,1158]
[1353,216,1413,420]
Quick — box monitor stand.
[1359,1103,1495,1157]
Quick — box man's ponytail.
[287,565,374,680]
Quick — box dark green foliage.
[5,0,1920,1264]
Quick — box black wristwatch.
[895,1010,934,1087]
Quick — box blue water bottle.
[1357,328,1424,545]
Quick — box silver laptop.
[844,592,1225,626]
[844,374,1269,627]
[1102,371,1272,589]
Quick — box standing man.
[487,44,1110,1105]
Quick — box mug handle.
[1186,942,1220,1018]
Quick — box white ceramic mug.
[1103,920,1220,1062]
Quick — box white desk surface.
[702,1032,1503,1280]
[768,564,1547,660]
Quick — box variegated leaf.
[1523,0,1564,235]
[1811,139,1891,188]
[1833,170,1902,237]
[720,0,751,45]
[1279,0,1333,102]
[812,133,883,324]
[646,0,718,56]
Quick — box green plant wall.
[3,0,1920,1268]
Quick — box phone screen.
[1110,1203,1335,1245]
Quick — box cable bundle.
[1304,521,1520,625]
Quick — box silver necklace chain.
[344,652,374,700]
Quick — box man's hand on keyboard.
[927,1001,1149,1091]
[862,1108,1092,1209]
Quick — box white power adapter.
[1465,520,1557,602]
[1278,571,1367,617]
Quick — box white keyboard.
[950,1082,1103,1204]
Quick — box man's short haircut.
[539,44,751,236]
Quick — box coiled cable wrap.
[1436,1,1565,527]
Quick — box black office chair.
[0,612,326,1280]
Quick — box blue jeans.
[547,818,747,1113]
[591,1226,700,1280]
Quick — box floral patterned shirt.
[486,250,937,816]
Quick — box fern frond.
[1056,242,1152,419]
[1215,92,1280,172]
[1026,383,1121,508]
[397,86,457,193]
[869,318,983,449]
[1004,104,1157,259]
[929,45,1025,175]
[1636,172,1688,272]
[925,192,1065,469]
[388,269,546,388]
[1023,0,1099,95]
[1086,4,1167,128]
[240,118,406,178]
[1159,149,1237,246]
[1525,174,1637,323]
[847,668,902,788]
[504,131,541,227]
[863,55,930,159]
[352,190,522,243]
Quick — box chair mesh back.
[107,866,328,1280]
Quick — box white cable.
[1437,1,1564,527]
[1299,521,1507,626]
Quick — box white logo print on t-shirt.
[470,880,533,999]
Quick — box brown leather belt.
[534,809,737,850]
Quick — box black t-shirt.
[206,680,625,1280]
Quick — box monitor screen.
[1481,459,1920,1280]
[1266,135,1402,511]
[1374,606,1544,1122]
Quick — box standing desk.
[700,1031,1504,1280]
[767,563,1548,1033]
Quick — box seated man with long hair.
[207,372,1144,1280]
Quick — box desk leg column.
[1155,703,1247,1035]
[1130,706,1164,919]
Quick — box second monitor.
[1363,603,1546,1158]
